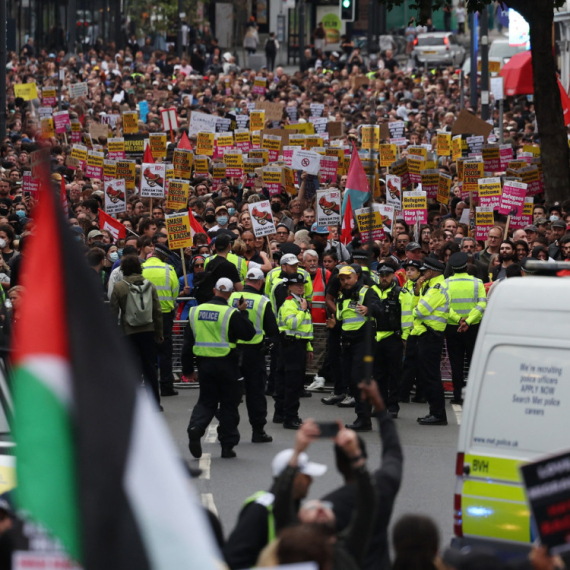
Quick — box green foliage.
[127,0,199,34]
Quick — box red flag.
[60,177,68,216]
[143,144,155,164]
[98,209,126,241]
[343,142,370,213]
[340,194,354,245]
[178,131,192,150]
[188,208,210,243]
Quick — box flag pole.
[364,129,375,385]
[181,247,188,287]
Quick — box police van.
[453,267,570,554]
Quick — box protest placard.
[263,167,282,196]
[478,177,502,211]
[149,133,168,159]
[116,160,136,190]
[122,111,139,134]
[40,117,55,139]
[42,88,57,106]
[188,111,218,136]
[407,156,425,185]
[85,150,104,179]
[292,149,321,175]
[107,138,126,161]
[104,179,127,215]
[166,179,190,210]
[437,173,452,205]
[319,155,338,185]
[173,149,193,179]
[253,77,267,95]
[166,213,193,249]
[482,144,501,173]
[475,208,494,240]
[23,172,40,200]
[248,201,276,237]
[436,132,452,157]
[316,190,341,226]
[53,111,70,134]
[463,160,484,195]
[225,151,244,176]
[256,101,283,122]
[388,121,405,139]
[509,197,534,229]
[385,175,402,210]
[103,159,116,181]
[361,125,380,150]
[15,82,39,100]
[69,82,88,98]
[197,132,215,156]
[250,110,266,131]
[379,144,397,168]
[262,134,281,162]
[70,145,88,170]
[355,204,385,241]
[140,163,166,197]
[499,180,527,216]
[421,169,440,200]
[403,190,427,225]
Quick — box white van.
[453,275,570,554]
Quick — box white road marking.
[452,403,462,425]
[201,493,219,517]
[199,453,211,479]
[205,423,218,443]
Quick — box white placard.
[69,82,88,98]
[316,189,341,226]
[140,163,166,198]
[291,149,321,175]
[386,174,402,210]
[248,201,276,237]
[188,111,218,136]
[104,179,127,215]
[490,76,504,101]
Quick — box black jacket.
[337,281,382,342]
[181,296,255,374]
[322,411,403,570]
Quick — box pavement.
[162,385,461,549]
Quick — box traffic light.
[340,0,354,22]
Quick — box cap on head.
[310,222,329,235]
[215,234,232,250]
[402,259,422,270]
[280,253,299,266]
[215,205,228,214]
[285,272,307,285]
[351,249,368,261]
[215,277,234,292]
[524,225,538,233]
[449,252,468,271]
[246,267,265,280]
[377,263,395,274]
[279,242,302,256]
[153,242,171,257]
[272,449,327,478]
[88,229,104,240]
[405,241,422,252]
[338,265,356,276]
[420,257,446,273]
[552,220,567,229]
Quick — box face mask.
[16,210,25,219]
[379,97,386,102]
[550,215,559,221]
[227,207,236,216]
[118,248,124,257]
[216,216,228,226]
[205,214,215,224]
[91,59,97,65]
[0,208,8,216]
[109,252,119,262]
[271,203,281,213]
[0,239,6,249]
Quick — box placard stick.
[504,216,511,240]
[181,248,188,287]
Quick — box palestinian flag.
[340,193,354,245]
[341,141,370,215]
[12,163,221,569]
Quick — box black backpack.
[192,256,231,305]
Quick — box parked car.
[462,38,529,75]
[411,32,466,67]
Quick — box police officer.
[274,273,314,430]
[445,252,487,404]
[400,259,425,403]
[329,265,381,431]
[265,253,313,313]
[184,278,256,458]
[204,229,248,281]
[142,242,180,397]
[229,267,279,443]
[351,249,380,285]
[371,259,411,419]
[412,258,450,426]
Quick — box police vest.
[265,266,313,304]
[142,257,178,313]
[336,286,370,332]
[188,303,237,357]
[310,268,328,324]
[242,491,276,544]
[278,297,313,340]
[363,267,380,285]
[372,283,403,341]
[412,276,450,333]
[400,281,416,340]
[445,273,487,325]
[205,252,247,281]
[229,291,268,345]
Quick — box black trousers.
[373,334,403,412]
[267,340,280,394]
[157,310,175,389]
[128,331,159,404]
[319,323,344,395]
[342,337,371,421]
[266,52,276,71]
[188,356,241,447]
[445,324,479,398]
[417,331,446,418]
[400,336,424,399]
[240,345,268,429]
[274,339,307,422]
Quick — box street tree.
[380,0,569,202]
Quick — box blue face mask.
[118,248,124,257]
[15,210,25,219]
[217,216,228,226]
[227,207,236,216]
[109,252,119,262]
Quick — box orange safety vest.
[310,267,330,324]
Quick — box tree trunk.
[514,0,570,203]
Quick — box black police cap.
[449,252,469,270]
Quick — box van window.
[470,345,570,456]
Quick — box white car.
[462,38,529,75]
[411,32,466,67]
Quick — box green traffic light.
[342,0,351,7]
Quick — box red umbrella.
[500,51,570,125]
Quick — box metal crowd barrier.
[171,301,470,394]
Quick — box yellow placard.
[249,149,269,166]
[165,164,174,180]
[289,134,306,147]
[212,164,227,179]
[262,135,281,151]
[523,145,540,157]
[225,152,244,169]
[464,161,484,193]
[235,130,250,144]
[250,110,266,132]
[355,209,383,235]
[197,132,215,156]
[452,135,463,161]
[107,138,125,155]
[361,126,380,150]
[14,82,39,101]
[87,151,104,168]
[216,133,234,148]
[437,133,452,157]
[104,160,116,179]
[122,111,139,134]
[244,158,263,174]
[263,168,282,184]
[40,117,55,139]
[149,133,168,159]
[379,144,397,168]
[71,145,88,163]
[166,213,193,249]
[251,131,261,147]
[403,193,427,211]
[286,122,314,135]
[173,149,193,179]
[408,146,428,160]
[522,200,534,216]
[478,178,502,197]
[283,166,296,195]
[116,160,136,190]
[166,179,190,210]
[407,156,426,176]
[194,156,209,174]
[437,174,452,205]
[476,210,494,226]
[305,135,323,149]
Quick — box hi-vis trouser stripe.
[144,265,175,301]
[253,297,269,336]
[189,307,233,349]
